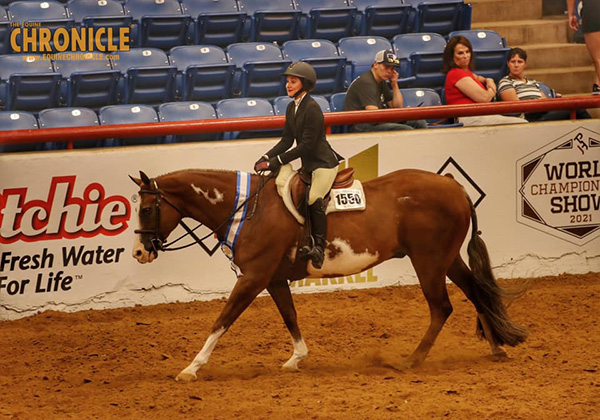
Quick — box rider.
[254,62,343,269]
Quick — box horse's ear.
[129,175,142,186]
[139,171,151,186]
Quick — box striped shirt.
[498,76,543,100]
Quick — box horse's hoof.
[492,346,508,357]
[175,371,197,383]
[281,361,300,372]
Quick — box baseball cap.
[374,49,400,66]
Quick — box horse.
[131,168,527,382]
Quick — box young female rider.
[254,62,343,269]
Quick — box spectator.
[498,47,591,121]
[344,49,428,132]
[567,0,600,94]
[442,36,527,126]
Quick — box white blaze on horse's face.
[190,184,224,205]
[132,234,156,264]
[306,238,379,277]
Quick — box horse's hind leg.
[447,257,507,356]
[403,255,453,369]
[267,280,308,371]
[176,275,269,382]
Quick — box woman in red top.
[442,36,526,126]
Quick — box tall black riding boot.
[299,198,327,269]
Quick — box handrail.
[1,96,599,148]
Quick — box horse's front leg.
[176,274,270,382]
[267,280,308,371]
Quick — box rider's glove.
[254,155,269,172]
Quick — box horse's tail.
[465,194,528,347]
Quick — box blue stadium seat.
[99,104,161,146]
[404,0,470,37]
[282,39,346,96]
[169,45,235,102]
[54,53,120,107]
[112,48,177,104]
[227,42,290,98]
[537,81,556,98]
[8,1,75,52]
[67,0,133,46]
[0,8,9,54]
[329,91,347,132]
[125,0,192,49]
[393,32,446,89]
[38,107,101,148]
[272,94,330,115]
[337,36,392,83]
[448,29,509,81]
[0,111,40,153]
[295,0,358,42]
[215,97,276,140]
[238,0,301,43]
[184,0,246,47]
[0,54,62,111]
[400,87,461,127]
[158,101,218,142]
[349,0,412,38]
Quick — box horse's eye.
[140,207,152,216]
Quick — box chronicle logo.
[517,127,600,245]
[0,176,131,244]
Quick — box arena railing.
[1,96,599,150]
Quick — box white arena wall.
[1,120,599,320]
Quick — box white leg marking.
[306,238,379,277]
[281,337,308,371]
[176,327,226,382]
[478,314,507,356]
[190,184,224,205]
[132,234,154,263]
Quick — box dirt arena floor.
[1,272,599,420]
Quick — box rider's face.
[286,76,303,97]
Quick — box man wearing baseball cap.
[344,49,427,132]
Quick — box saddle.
[275,165,365,225]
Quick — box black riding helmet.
[282,62,317,96]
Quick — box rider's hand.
[254,155,268,172]
[268,156,281,173]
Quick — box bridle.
[134,173,273,256]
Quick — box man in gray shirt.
[344,49,427,132]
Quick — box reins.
[135,172,275,256]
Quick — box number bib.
[331,187,366,211]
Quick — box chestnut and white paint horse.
[131,169,527,382]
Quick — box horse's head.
[131,171,182,264]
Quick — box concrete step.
[472,19,569,45]
[513,43,592,70]
[470,0,542,23]
[527,66,596,95]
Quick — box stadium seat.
[67,0,133,47]
[448,30,510,81]
[537,81,556,99]
[238,0,301,43]
[8,1,75,52]
[227,42,291,98]
[215,97,276,140]
[349,0,412,38]
[0,111,40,152]
[329,91,347,133]
[0,8,9,54]
[282,39,346,95]
[272,94,330,115]
[112,48,177,104]
[158,101,219,142]
[404,0,470,37]
[169,45,235,102]
[183,0,245,47]
[337,36,392,83]
[393,32,446,89]
[53,53,120,107]
[399,87,461,127]
[99,104,161,146]
[295,0,357,42]
[0,54,62,111]
[37,107,101,148]
[125,0,192,49]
